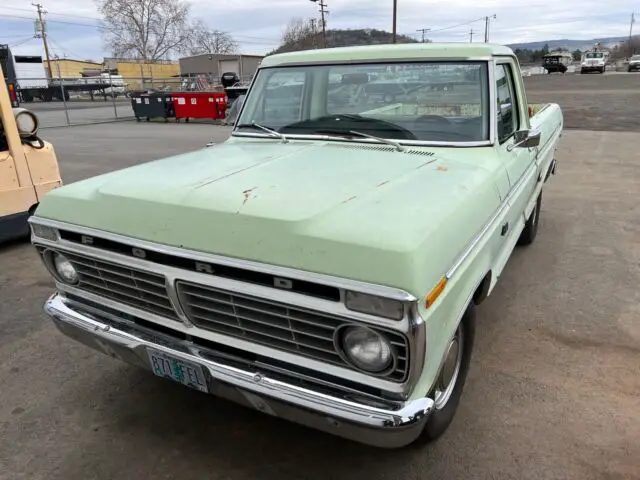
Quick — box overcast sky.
[1,0,635,60]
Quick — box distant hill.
[269,28,418,55]
[269,29,629,57]
[507,36,626,51]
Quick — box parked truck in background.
[1,44,115,103]
[580,48,609,74]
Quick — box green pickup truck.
[30,43,563,448]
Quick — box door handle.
[501,222,509,236]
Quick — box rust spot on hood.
[436,165,449,172]
[242,187,258,205]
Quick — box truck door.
[494,61,537,236]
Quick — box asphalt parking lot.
[1,74,639,480]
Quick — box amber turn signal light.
[425,277,448,308]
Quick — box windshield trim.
[231,131,493,148]
[259,56,494,69]
[233,59,495,147]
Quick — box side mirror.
[509,129,541,150]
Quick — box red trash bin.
[173,92,227,122]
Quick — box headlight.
[339,326,394,373]
[12,107,39,137]
[52,252,79,284]
[345,291,404,320]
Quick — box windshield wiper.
[348,130,405,152]
[236,122,288,143]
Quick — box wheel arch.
[473,270,492,305]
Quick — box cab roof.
[260,43,515,67]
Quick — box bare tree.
[282,17,318,46]
[188,20,238,55]
[96,0,191,60]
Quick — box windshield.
[631,55,640,61]
[235,61,489,143]
[585,53,604,58]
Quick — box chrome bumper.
[44,293,434,448]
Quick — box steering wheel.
[413,114,452,127]
[412,115,471,141]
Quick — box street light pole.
[629,12,636,57]
[392,0,397,43]
[484,14,496,43]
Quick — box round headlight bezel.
[334,325,397,375]
[43,250,79,285]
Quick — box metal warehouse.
[179,54,263,82]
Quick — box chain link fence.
[17,69,253,128]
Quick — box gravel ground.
[523,72,640,131]
[1,79,639,480]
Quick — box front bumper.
[44,292,434,448]
[581,65,605,72]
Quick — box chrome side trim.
[29,217,415,302]
[488,58,497,145]
[446,156,538,280]
[45,292,434,447]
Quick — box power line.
[0,12,108,30]
[430,17,486,33]
[10,36,37,48]
[0,6,101,21]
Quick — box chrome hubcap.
[434,324,464,410]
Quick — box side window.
[495,64,519,143]
[259,70,306,126]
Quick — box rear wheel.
[518,192,542,246]
[417,304,476,443]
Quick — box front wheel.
[417,304,476,443]
[518,192,542,246]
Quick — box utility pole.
[469,28,474,43]
[33,3,53,78]
[629,13,636,57]
[310,18,318,49]
[392,0,397,43]
[310,0,329,48]
[416,28,430,43]
[484,14,496,43]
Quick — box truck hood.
[36,139,501,294]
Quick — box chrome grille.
[62,252,177,320]
[177,281,409,381]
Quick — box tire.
[417,303,476,444]
[517,192,542,246]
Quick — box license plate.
[147,349,209,393]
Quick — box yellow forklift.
[1,57,62,242]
